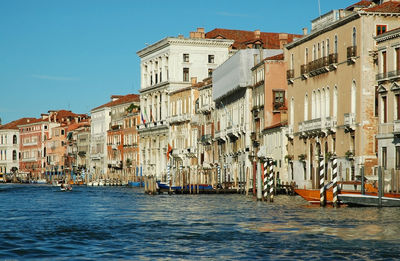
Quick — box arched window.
[351,81,356,114]
[290,97,294,125]
[325,87,330,117]
[326,39,330,56]
[322,88,326,118]
[13,150,17,161]
[312,91,316,119]
[304,94,309,121]
[352,27,357,46]
[13,135,17,144]
[334,35,338,54]
[317,90,322,118]
[333,86,338,117]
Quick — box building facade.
[376,26,400,170]
[285,0,400,189]
[136,28,234,179]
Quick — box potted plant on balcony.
[345,150,354,161]
[325,151,336,161]
[284,154,294,162]
[298,154,307,162]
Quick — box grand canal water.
[1,184,400,260]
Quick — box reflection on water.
[1,184,400,260]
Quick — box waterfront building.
[106,94,140,182]
[212,48,283,189]
[45,110,89,176]
[376,26,400,170]
[122,106,141,180]
[251,53,289,185]
[19,117,58,179]
[136,28,234,179]
[90,94,139,180]
[169,78,200,181]
[65,120,91,176]
[0,118,35,175]
[195,78,215,181]
[284,0,400,189]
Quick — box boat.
[295,183,400,205]
[338,194,400,207]
[60,183,72,191]
[52,180,63,187]
[36,179,47,184]
[156,181,213,191]
[128,181,144,187]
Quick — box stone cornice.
[285,12,360,50]
[137,37,234,58]
[375,28,400,43]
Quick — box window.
[396,94,400,120]
[396,146,400,170]
[13,135,17,144]
[183,53,189,62]
[352,27,357,46]
[208,55,215,63]
[382,147,387,170]
[208,68,213,77]
[376,25,387,35]
[305,48,308,64]
[273,91,285,110]
[382,95,387,123]
[326,39,330,56]
[375,86,379,117]
[13,150,17,161]
[334,35,338,54]
[183,68,189,82]
[382,51,387,74]
[396,48,400,71]
[61,129,65,135]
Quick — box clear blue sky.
[0,0,353,124]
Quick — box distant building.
[0,118,35,175]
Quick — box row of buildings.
[1,0,399,190]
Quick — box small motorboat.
[60,183,72,191]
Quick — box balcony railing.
[301,64,309,75]
[328,53,338,64]
[201,134,212,145]
[394,120,400,134]
[376,72,389,81]
[388,70,400,79]
[347,46,357,59]
[344,113,356,130]
[378,123,393,135]
[299,116,337,135]
[286,69,294,79]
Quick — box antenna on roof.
[318,0,322,21]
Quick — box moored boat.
[338,194,400,207]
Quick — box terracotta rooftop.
[0,118,37,130]
[346,0,373,10]
[363,1,400,12]
[265,53,284,61]
[205,28,302,50]
[92,94,140,111]
[66,120,90,132]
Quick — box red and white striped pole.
[263,161,268,201]
[269,159,274,203]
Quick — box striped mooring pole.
[263,161,269,200]
[319,156,326,207]
[332,158,339,208]
[268,159,274,202]
[217,165,221,185]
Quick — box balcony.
[201,134,212,145]
[300,64,309,79]
[299,117,337,136]
[169,114,190,124]
[186,147,197,157]
[22,157,37,162]
[226,124,240,139]
[285,125,294,139]
[394,120,400,135]
[376,72,389,82]
[378,123,393,135]
[23,141,38,146]
[344,113,356,131]
[347,46,357,63]
[328,53,338,69]
[324,116,337,132]
[388,70,400,79]
[286,69,294,79]
[214,129,226,142]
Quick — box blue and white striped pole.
[217,165,221,186]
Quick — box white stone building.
[136,28,233,179]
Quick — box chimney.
[302,28,308,36]
[279,33,288,49]
[178,34,184,39]
[191,77,197,85]
[254,29,261,39]
[189,27,205,39]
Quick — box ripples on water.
[1,184,400,260]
